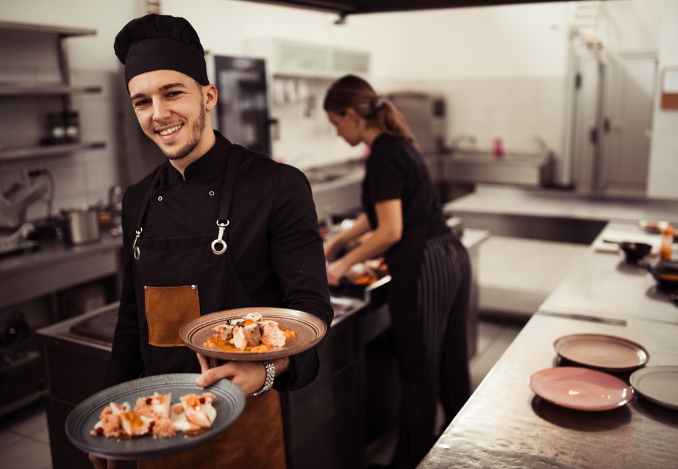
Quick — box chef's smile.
[156,123,185,141]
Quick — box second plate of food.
[180,307,327,361]
[554,333,649,372]
[65,374,245,461]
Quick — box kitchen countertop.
[538,222,678,324]
[0,233,123,310]
[0,233,122,276]
[417,220,678,468]
[444,184,678,223]
[418,313,678,469]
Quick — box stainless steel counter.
[444,184,678,224]
[418,314,678,469]
[0,234,123,310]
[417,220,678,468]
[539,222,678,324]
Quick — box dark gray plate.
[180,307,327,361]
[65,374,245,461]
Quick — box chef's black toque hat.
[114,14,209,89]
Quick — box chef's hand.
[88,454,122,469]
[326,259,349,286]
[196,354,289,396]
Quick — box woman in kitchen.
[323,75,471,469]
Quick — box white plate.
[630,366,678,411]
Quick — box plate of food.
[65,373,245,461]
[648,262,678,291]
[554,333,649,372]
[529,367,634,411]
[639,220,662,234]
[180,307,327,361]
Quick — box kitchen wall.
[0,0,142,219]
[1,0,676,214]
[647,0,678,199]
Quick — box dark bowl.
[648,262,678,290]
[619,242,652,263]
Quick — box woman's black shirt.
[361,133,448,268]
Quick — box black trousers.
[388,233,472,469]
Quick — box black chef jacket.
[104,131,333,392]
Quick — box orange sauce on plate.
[204,325,294,352]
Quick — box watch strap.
[251,360,275,397]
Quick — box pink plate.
[529,367,634,411]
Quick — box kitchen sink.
[445,150,553,187]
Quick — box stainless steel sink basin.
[445,150,553,187]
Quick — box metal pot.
[59,205,100,245]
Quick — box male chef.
[90,14,332,469]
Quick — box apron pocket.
[145,285,200,347]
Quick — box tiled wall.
[0,69,121,223]
[268,75,566,175]
[375,76,566,157]
[269,76,366,169]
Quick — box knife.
[537,310,627,326]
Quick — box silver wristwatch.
[251,360,275,397]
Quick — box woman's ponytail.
[324,75,419,150]
[376,100,418,150]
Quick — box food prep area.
[2,1,678,468]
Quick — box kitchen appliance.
[386,92,446,155]
[59,205,100,246]
[214,55,272,156]
[0,174,50,255]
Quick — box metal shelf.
[0,83,101,96]
[0,141,106,161]
[0,21,96,37]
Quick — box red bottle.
[493,138,504,158]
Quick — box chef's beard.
[162,104,206,161]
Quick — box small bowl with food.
[648,262,678,290]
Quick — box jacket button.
[158,196,163,201]
[209,191,214,196]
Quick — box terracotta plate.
[630,366,678,411]
[529,367,634,411]
[180,307,327,361]
[65,374,245,461]
[554,333,649,372]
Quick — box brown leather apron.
[131,144,285,469]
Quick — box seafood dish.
[203,311,295,353]
[90,392,216,439]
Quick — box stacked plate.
[529,333,678,412]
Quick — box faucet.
[448,133,477,152]
[532,135,548,154]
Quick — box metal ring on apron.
[133,228,143,260]
[211,220,229,255]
